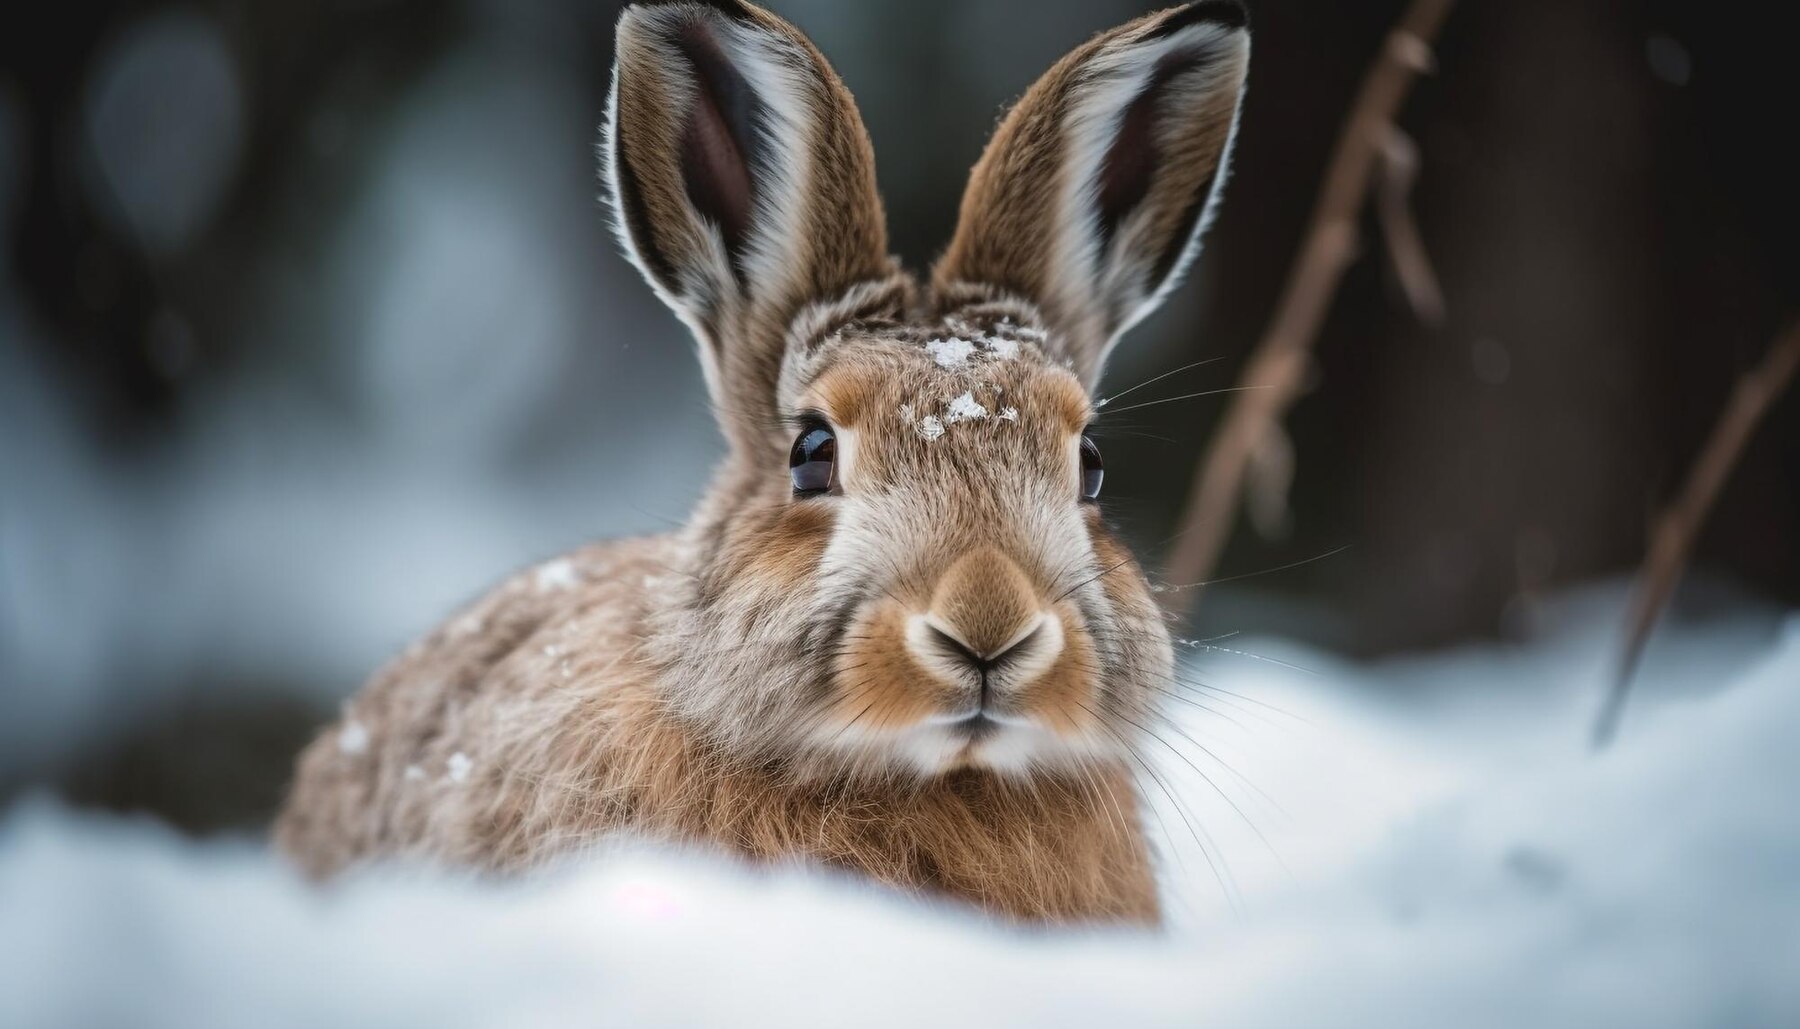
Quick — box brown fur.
[278,535,1156,922]
[278,0,1250,927]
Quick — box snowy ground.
[3,587,1797,1027]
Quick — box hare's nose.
[926,548,1040,658]
[904,548,1066,703]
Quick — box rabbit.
[276,0,1250,926]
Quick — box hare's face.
[605,1,1248,779]
[773,323,1170,775]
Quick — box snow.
[943,391,989,423]
[2,592,1797,1026]
[924,337,977,368]
[925,331,1026,368]
[445,752,473,783]
[534,558,580,592]
[336,720,370,755]
[915,415,945,441]
[998,406,1019,422]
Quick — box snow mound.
[3,598,1798,1027]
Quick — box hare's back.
[274,533,678,876]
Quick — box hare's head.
[606,0,1248,779]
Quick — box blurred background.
[2,0,1795,835]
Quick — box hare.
[277,0,1250,925]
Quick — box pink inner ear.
[676,21,757,272]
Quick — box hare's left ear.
[604,1,897,443]
[933,2,1250,388]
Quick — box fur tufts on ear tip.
[1146,0,1250,39]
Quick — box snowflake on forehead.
[944,391,989,424]
[924,337,977,368]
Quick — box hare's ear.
[603,1,895,431]
[933,1,1250,388]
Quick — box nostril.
[905,610,1066,696]
[927,616,1044,672]
[929,625,988,670]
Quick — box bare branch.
[1591,318,1800,749]
[1244,424,1295,541]
[1161,0,1458,617]
[1376,126,1446,326]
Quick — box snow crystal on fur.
[924,338,977,368]
[534,559,579,592]
[337,721,370,756]
[944,392,989,424]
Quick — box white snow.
[1,590,1798,1026]
[336,720,370,755]
[998,406,1019,422]
[915,415,945,442]
[985,336,1020,360]
[534,558,580,592]
[445,751,473,783]
[943,391,989,424]
[924,337,977,368]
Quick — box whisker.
[1093,356,1226,409]
[1144,684,1254,733]
[1056,555,1135,604]
[1097,385,1272,417]
[1155,671,1315,726]
[1079,700,1241,912]
[1156,545,1351,593]
[1152,711,1292,825]
[1112,708,1285,865]
[1105,626,1325,679]
[1183,641,1322,677]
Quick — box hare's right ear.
[933,2,1250,390]
[603,1,896,438]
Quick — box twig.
[1591,318,1800,749]
[1375,126,1446,326]
[1161,0,1457,618]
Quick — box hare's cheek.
[1008,604,1104,738]
[823,599,957,736]
[737,500,835,586]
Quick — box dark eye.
[1079,434,1104,500]
[789,423,837,495]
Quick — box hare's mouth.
[814,594,1114,775]
[903,713,1096,776]
[943,712,1001,740]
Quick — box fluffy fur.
[278,0,1251,926]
